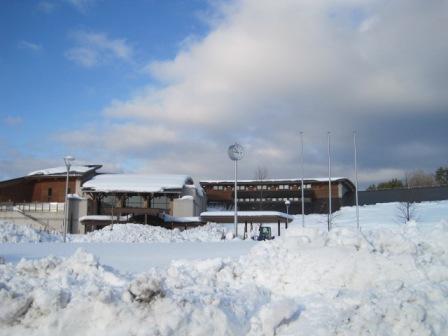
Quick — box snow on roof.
[200,177,349,184]
[200,211,294,220]
[28,165,100,177]
[160,214,203,223]
[67,194,84,200]
[79,215,130,222]
[82,174,194,193]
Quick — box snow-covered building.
[81,174,206,231]
[0,166,206,233]
[0,165,102,234]
[0,165,102,203]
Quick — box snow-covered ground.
[0,242,256,272]
[0,201,447,335]
[70,223,226,243]
[0,222,227,243]
[0,221,61,243]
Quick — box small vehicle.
[256,226,275,241]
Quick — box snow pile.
[0,221,61,243]
[69,223,226,243]
[1,221,448,335]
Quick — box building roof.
[28,165,102,177]
[200,211,293,223]
[82,174,194,193]
[160,214,203,223]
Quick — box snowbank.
[1,220,448,335]
[0,221,61,243]
[0,221,227,244]
[1,201,447,334]
[69,223,226,243]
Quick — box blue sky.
[1,0,447,186]
[0,0,209,170]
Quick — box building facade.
[0,165,101,203]
[200,178,355,214]
[0,166,207,233]
[81,174,206,230]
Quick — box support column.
[278,220,280,236]
[244,221,247,239]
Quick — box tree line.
[367,166,448,190]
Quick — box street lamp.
[284,199,290,216]
[63,155,75,242]
[228,143,244,238]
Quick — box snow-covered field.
[1,201,447,335]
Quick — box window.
[257,185,262,190]
[68,188,71,194]
[126,196,144,208]
[47,188,52,197]
[262,185,267,190]
[279,185,284,190]
[151,196,170,210]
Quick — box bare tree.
[396,201,417,224]
[254,166,269,210]
[396,173,417,224]
[407,170,436,187]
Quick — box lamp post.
[285,199,290,230]
[63,155,75,242]
[284,199,290,216]
[228,143,244,238]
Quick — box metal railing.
[0,202,65,212]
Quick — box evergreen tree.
[377,178,404,190]
[435,166,448,186]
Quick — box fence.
[0,202,65,212]
[359,186,448,205]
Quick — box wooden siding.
[0,177,78,203]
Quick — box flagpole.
[327,132,332,231]
[353,131,360,230]
[300,131,305,227]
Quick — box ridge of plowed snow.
[1,220,448,335]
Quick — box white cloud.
[60,0,448,186]
[65,31,133,67]
[65,0,97,13]
[37,1,56,13]
[18,40,43,52]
